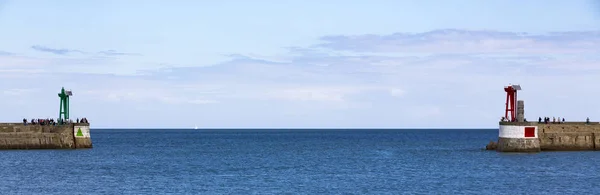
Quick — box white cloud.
[389,88,405,97]
[2,88,38,96]
[317,29,600,54]
[267,88,345,102]
[188,99,219,104]
[0,55,49,67]
[264,86,363,102]
[80,86,218,105]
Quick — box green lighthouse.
[58,87,73,121]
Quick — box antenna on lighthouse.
[504,84,521,122]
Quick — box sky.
[1,0,600,128]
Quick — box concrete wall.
[537,123,600,151]
[0,123,92,149]
[498,122,600,151]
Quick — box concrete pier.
[489,121,600,152]
[0,123,92,149]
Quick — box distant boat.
[194,125,198,130]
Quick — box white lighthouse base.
[496,124,541,152]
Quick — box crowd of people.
[500,117,527,122]
[538,117,565,124]
[501,116,593,125]
[22,117,89,126]
[537,117,592,124]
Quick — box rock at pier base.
[485,141,497,150]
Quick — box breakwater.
[487,84,600,152]
[0,123,92,149]
[488,121,600,152]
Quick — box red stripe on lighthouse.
[524,127,535,137]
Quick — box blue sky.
[1,0,600,128]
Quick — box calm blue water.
[1,129,599,194]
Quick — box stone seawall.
[493,122,600,151]
[496,137,540,152]
[537,122,600,151]
[0,123,92,149]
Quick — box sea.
[1,128,599,194]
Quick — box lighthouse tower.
[496,84,541,152]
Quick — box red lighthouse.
[504,84,521,122]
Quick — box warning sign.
[74,126,90,138]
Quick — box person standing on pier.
[587,117,590,125]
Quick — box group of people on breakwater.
[537,116,592,124]
[539,117,565,124]
[500,116,592,124]
[22,117,89,126]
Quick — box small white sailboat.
[194,125,198,130]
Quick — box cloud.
[2,88,38,96]
[0,51,12,56]
[316,29,600,54]
[81,88,218,105]
[2,29,600,128]
[63,74,221,105]
[30,46,140,59]
[0,50,152,76]
[31,45,85,55]
[98,50,142,56]
[264,86,369,103]
[389,88,405,97]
